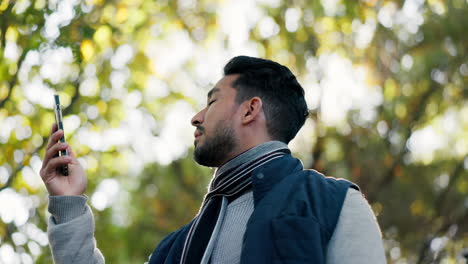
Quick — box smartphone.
[54,94,69,176]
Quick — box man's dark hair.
[224,56,309,143]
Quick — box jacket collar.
[250,154,304,204]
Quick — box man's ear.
[241,97,263,125]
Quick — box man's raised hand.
[40,123,87,196]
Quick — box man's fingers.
[46,128,63,150]
[66,145,76,159]
[51,123,58,134]
[43,142,69,168]
[43,156,72,179]
[46,123,58,146]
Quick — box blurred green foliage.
[0,0,467,263]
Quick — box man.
[41,56,386,263]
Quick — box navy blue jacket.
[149,154,358,264]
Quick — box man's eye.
[208,100,216,106]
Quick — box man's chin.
[194,138,202,148]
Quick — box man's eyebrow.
[207,87,220,99]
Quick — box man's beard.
[194,121,237,167]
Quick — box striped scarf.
[180,141,290,264]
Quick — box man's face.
[191,75,241,167]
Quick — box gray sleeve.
[47,195,105,264]
[326,188,387,264]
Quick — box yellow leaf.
[116,6,129,23]
[94,25,112,48]
[384,78,398,100]
[0,83,9,101]
[81,40,95,62]
[85,0,104,6]
[0,0,8,12]
[5,26,18,41]
[395,103,407,119]
[97,100,107,114]
[410,200,424,216]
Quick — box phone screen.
[54,94,69,176]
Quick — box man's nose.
[191,109,204,127]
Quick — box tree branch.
[0,3,13,51]
[434,162,465,214]
[0,163,25,192]
[367,83,439,201]
[413,162,467,263]
[416,209,468,264]
[0,48,28,109]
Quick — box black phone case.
[54,94,69,176]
